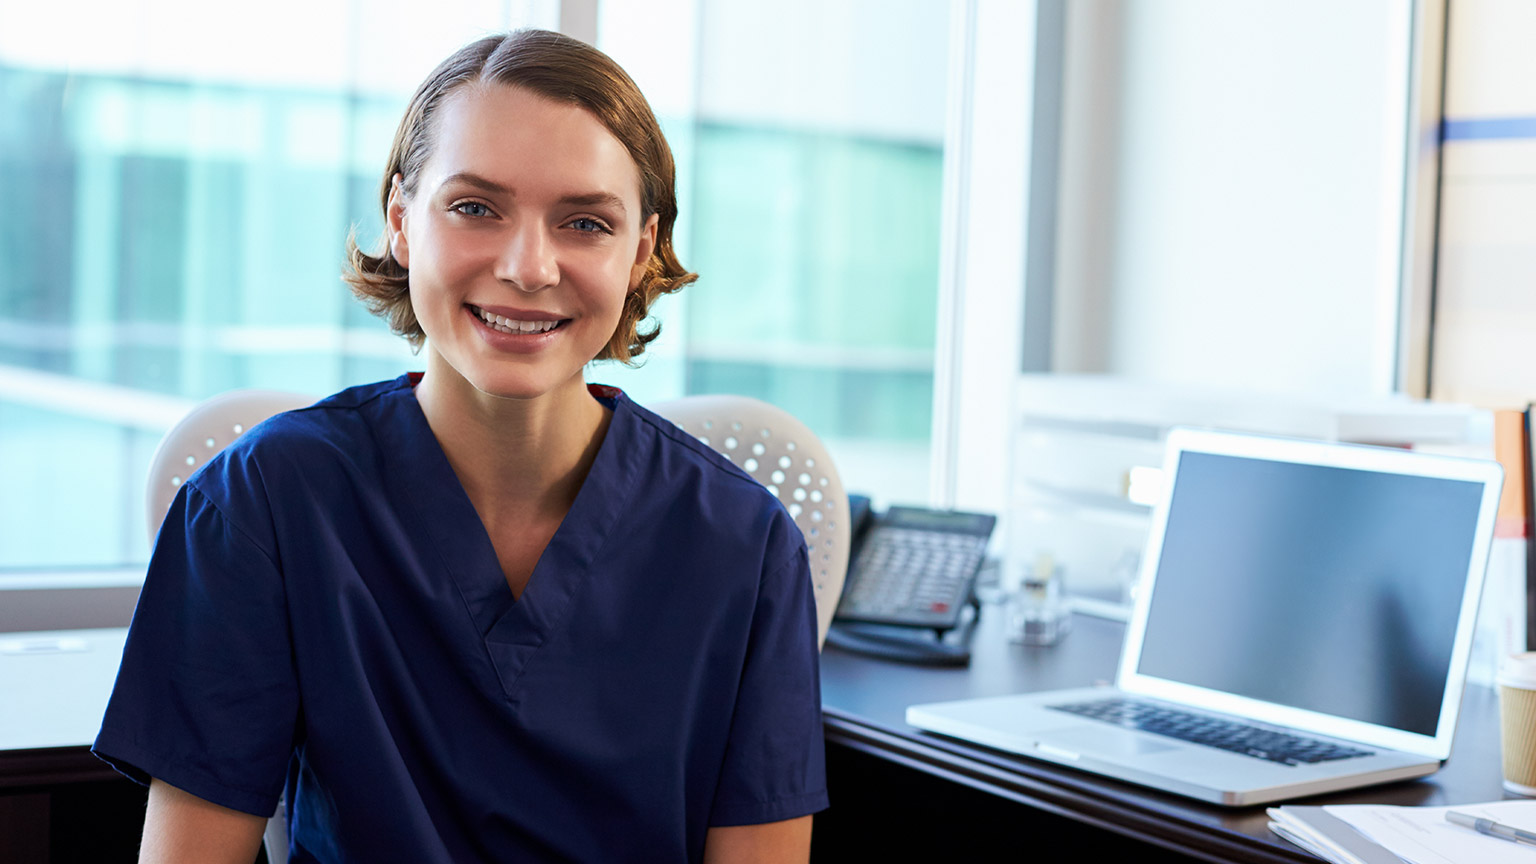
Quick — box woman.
[95,30,827,863]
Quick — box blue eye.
[453,202,491,217]
[569,217,608,234]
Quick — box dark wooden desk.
[0,612,1511,863]
[815,607,1509,863]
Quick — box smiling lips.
[471,305,566,335]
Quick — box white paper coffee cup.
[1498,652,1536,796]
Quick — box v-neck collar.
[373,374,642,702]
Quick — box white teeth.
[475,307,559,335]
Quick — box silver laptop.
[908,427,1503,806]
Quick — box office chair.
[144,389,314,541]
[144,388,311,864]
[652,394,851,648]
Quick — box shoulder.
[619,391,758,483]
[186,377,409,509]
[253,377,404,449]
[614,389,777,505]
[608,389,806,569]
[232,376,406,456]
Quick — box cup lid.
[1499,653,1536,689]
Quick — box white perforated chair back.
[145,389,312,544]
[651,395,849,649]
[143,389,309,864]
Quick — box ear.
[386,174,411,269]
[628,213,660,292]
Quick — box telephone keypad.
[835,526,989,630]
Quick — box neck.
[413,352,610,521]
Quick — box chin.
[467,367,587,403]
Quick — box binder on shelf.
[1474,409,1530,675]
[1524,406,1536,650]
[1494,409,1529,541]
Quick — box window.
[598,0,950,505]
[0,0,558,571]
[0,0,957,575]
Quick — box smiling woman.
[344,32,695,368]
[386,84,659,404]
[91,29,826,864]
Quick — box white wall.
[1053,0,1416,399]
[1430,0,1536,407]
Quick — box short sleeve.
[708,535,829,826]
[93,479,298,818]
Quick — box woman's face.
[388,83,657,403]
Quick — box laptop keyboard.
[1049,698,1374,766]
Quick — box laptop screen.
[1134,450,1487,737]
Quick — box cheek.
[571,250,641,300]
[405,285,439,332]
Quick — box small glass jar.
[1009,553,1070,646]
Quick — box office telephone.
[826,495,995,665]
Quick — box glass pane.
[599,0,949,504]
[0,1,557,573]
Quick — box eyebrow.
[438,172,628,216]
[558,192,628,215]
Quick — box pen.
[1446,811,1536,848]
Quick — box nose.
[494,219,558,292]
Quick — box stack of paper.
[1269,800,1536,864]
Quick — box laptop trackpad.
[1043,726,1181,758]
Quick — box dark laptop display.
[1138,452,1486,737]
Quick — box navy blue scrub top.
[94,375,828,863]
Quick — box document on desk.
[1268,800,1536,864]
